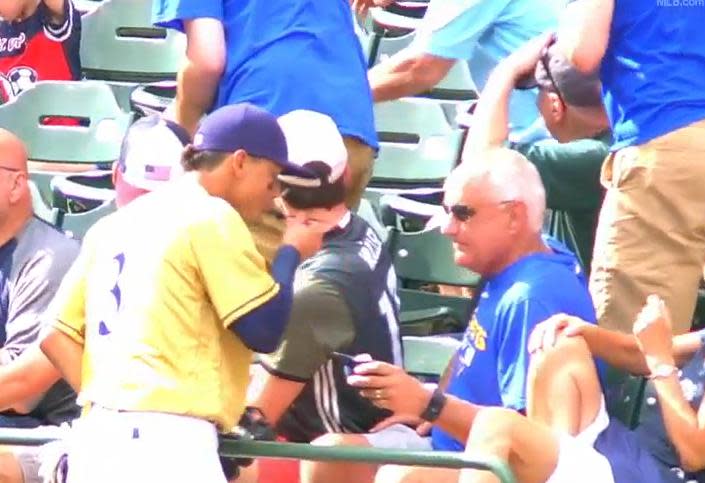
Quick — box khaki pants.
[589,118,705,334]
[248,136,375,262]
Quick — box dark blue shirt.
[600,1,705,150]
[431,237,596,451]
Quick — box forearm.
[175,61,221,136]
[652,375,705,471]
[39,328,83,393]
[433,394,482,443]
[580,325,648,375]
[230,246,300,354]
[0,346,61,412]
[463,63,515,153]
[368,52,451,103]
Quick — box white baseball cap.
[277,110,348,188]
[117,115,190,191]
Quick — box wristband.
[420,387,447,422]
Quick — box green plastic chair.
[0,81,130,165]
[29,180,59,224]
[56,200,116,240]
[80,0,186,82]
[372,99,463,187]
[402,335,459,380]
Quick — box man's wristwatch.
[648,363,678,380]
[420,387,448,422]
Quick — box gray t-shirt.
[0,217,80,425]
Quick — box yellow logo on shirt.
[469,317,487,351]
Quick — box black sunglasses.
[444,200,515,222]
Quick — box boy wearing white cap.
[239,110,402,482]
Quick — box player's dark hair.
[282,161,346,210]
[181,145,229,171]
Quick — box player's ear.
[229,149,248,178]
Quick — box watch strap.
[420,387,447,422]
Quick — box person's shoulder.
[21,217,79,256]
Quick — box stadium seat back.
[0,81,130,165]
[81,0,186,82]
[402,335,459,381]
[56,201,117,240]
[372,99,462,187]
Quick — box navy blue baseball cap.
[192,103,314,178]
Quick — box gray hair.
[449,147,546,233]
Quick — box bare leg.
[0,451,23,483]
[460,337,604,483]
[300,434,378,483]
[375,465,458,483]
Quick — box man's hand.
[282,218,325,260]
[347,360,432,419]
[527,313,590,354]
[502,32,554,83]
[633,295,676,369]
[351,0,395,19]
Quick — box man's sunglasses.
[443,200,515,222]
[540,34,565,105]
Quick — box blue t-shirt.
[600,1,705,150]
[431,237,596,451]
[152,0,378,150]
[412,0,565,142]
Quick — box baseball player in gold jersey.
[40,103,324,483]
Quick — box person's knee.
[530,336,591,377]
[0,452,23,483]
[468,407,520,444]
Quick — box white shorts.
[546,398,615,483]
[362,424,433,451]
[66,408,226,483]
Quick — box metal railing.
[0,429,517,483]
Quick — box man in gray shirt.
[0,128,79,482]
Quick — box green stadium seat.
[56,200,116,240]
[372,99,463,187]
[80,0,186,83]
[29,180,59,224]
[402,335,459,380]
[0,81,130,201]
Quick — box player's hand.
[347,361,432,419]
[528,313,589,354]
[633,295,675,368]
[351,0,395,19]
[282,218,325,260]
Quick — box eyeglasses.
[443,200,515,222]
[540,34,565,105]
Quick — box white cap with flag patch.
[277,110,348,188]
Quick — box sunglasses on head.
[540,34,565,105]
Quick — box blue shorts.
[594,419,683,483]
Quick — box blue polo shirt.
[601,0,705,150]
[431,237,597,451]
[411,0,565,142]
[152,0,378,150]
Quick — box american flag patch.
[144,165,172,181]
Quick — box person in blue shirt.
[300,147,597,483]
[360,0,565,142]
[459,296,705,483]
[151,0,378,260]
[557,0,705,335]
